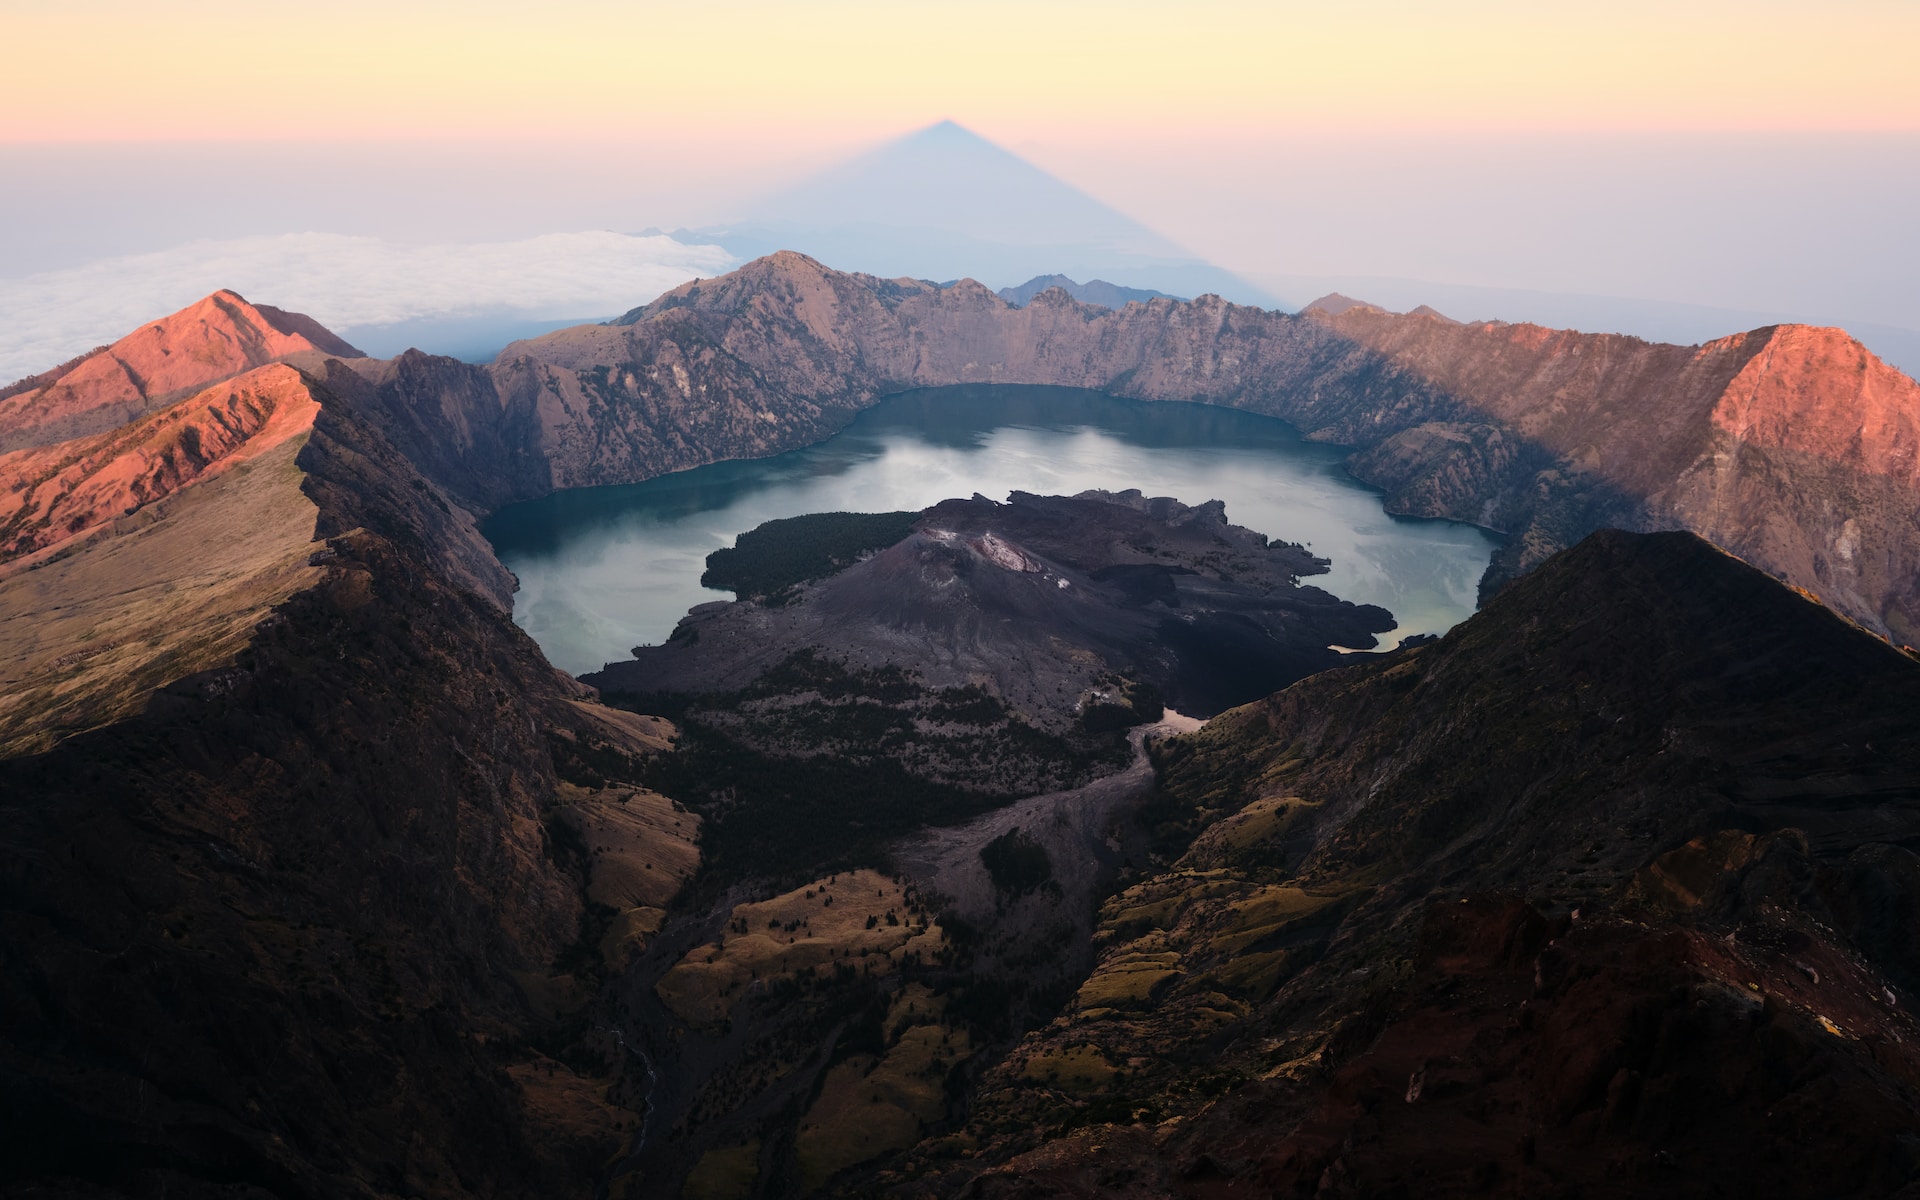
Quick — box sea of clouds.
[0,231,738,384]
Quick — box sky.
[7,0,1916,140]
[3,0,1916,379]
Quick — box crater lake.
[482,385,1502,675]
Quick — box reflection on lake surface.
[482,385,1502,676]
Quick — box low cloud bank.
[0,231,737,384]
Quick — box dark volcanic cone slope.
[910,531,1920,1199]
[587,489,1393,724]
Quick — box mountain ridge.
[0,289,363,454]
[4,270,1920,1197]
[1,296,686,1196]
[576,253,1920,641]
[11,259,1917,647]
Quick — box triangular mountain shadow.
[677,121,1273,304]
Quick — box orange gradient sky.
[5,0,1918,142]
[5,0,1918,377]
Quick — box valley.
[3,260,1919,1199]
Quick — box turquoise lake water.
[482,385,1501,676]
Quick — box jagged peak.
[619,253,987,326]
[1705,322,1920,484]
[0,290,359,454]
[619,251,842,323]
[134,289,361,358]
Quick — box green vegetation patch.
[1021,1043,1120,1092]
[641,725,997,883]
[1074,952,1180,1010]
[1206,947,1294,999]
[792,986,972,1191]
[701,510,919,604]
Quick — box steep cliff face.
[318,351,554,514]
[0,290,363,454]
[1661,324,1920,642]
[914,531,1920,1198]
[0,363,322,567]
[1310,307,1920,640]
[435,254,1416,499]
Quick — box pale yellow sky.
[4,0,1917,360]
[5,0,1916,142]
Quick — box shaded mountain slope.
[0,308,683,1197]
[909,531,1920,1198]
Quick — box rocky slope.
[899,531,1920,1198]
[1310,302,1920,641]
[0,302,684,1197]
[0,363,323,568]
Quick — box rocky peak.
[1709,323,1920,487]
[1025,285,1080,309]
[1301,291,1384,316]
[0,290,360,453]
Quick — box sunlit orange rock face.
[1310,304,1920,640]
[1704,324,1920,486]
[1304,305,1755,498]
[0,289,360,454]
[1311,306,1920,502]
[0,364,323,567]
